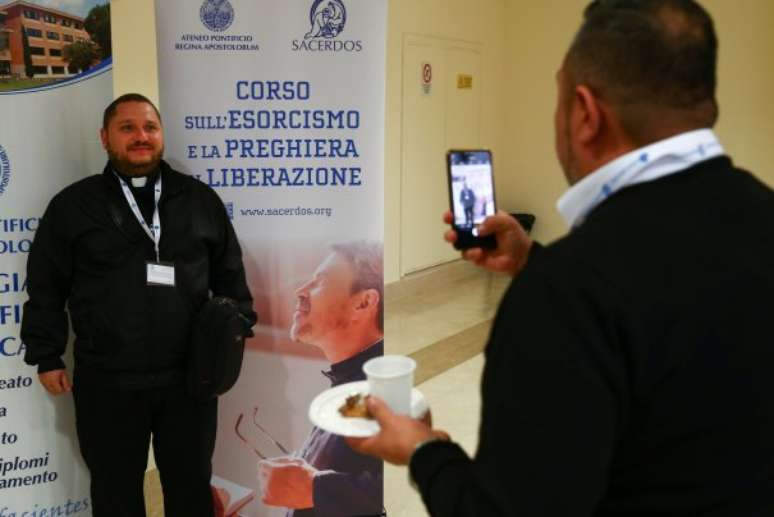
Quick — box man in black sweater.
[349,1,774,515]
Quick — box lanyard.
[114,172,163,262]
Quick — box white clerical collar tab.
[131,177,148,188]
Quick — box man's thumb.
[476,215,501,236]
[366,395,393,424]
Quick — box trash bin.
[510,213,536,234]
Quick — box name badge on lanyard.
[114,172,176,287]
[147,261,176,287]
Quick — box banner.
[0,1,112,514]
[155,1,386,515]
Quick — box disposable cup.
[362,355,416,415]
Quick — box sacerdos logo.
[200,0,235,33]
[0,145,10,198]
[305,0,346,40]
[293,0,362,52]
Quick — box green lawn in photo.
[0,77,60,92]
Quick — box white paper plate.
[308,380,428,437]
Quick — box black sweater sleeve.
[21,194,73,373]
[409,254,628,516]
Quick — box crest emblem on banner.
[305,0,347,39]
[200,0,235,32]
[0,145,10,197]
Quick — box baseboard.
[385,259,485,303]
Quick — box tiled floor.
[145,261,511,515]
[384,354,486,517]
[385,269,509,358]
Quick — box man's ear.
[572,85,603,146]
[99,128,109,151]
[353,289,380,317]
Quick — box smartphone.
[447,149,497,250]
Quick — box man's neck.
[322,329,383,364]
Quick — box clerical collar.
[322,339,384,386]
[114,167,160,189]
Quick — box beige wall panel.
[386,0,507,282]
[400,37,453,274]
[445,47,482,149]
[400,38,483,275]
[110,0,159,105]
[500,0,587,245]
[703,0,774,188]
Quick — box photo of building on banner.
[0,0,111,93]
[155,1,387,515]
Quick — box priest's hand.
[39,369,72,395]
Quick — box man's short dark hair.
[332,241,384,332]
[102,93,162,129]
[565,0,718,144]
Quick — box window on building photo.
[26,28,43,38]
[49,48,62,57]
[30,46,44,55]
[62,19,71,27]
[74,22,82,30]
[45,14,57,24]
[32,65,47,74]
[23,10,39,20]
[0,61,10,76]
[47,31,59,40]
[63,34,73,42]
[51,66,65,74]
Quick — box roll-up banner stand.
[156,1,387,515]
[0,1,113,514]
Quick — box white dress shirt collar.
[557,128,724,228]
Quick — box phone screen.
[447,150,497,249]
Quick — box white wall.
[110,0,158,103]
[704,0,774,186]
[385,0,507,282]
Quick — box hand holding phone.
[447,150,497,249]
[443,210,533,277]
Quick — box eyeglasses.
[234,406,290,460]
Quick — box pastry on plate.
[338,393,373,419]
